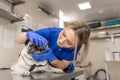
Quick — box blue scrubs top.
[34,27,81,73]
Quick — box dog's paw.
[11,69,30,76]
[11,63,31,75]
[50,68,63,73]
[47,66,63,73]
[21,71,30,75]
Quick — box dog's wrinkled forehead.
[25,40,41,49]
[27,41,46,54]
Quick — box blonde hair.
[67,21,90,62]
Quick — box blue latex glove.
[26,31,48,48]
[32,47,57,62]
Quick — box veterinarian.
[14,21,90,80]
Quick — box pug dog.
[11,40,63,75]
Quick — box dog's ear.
[25,39,30,45]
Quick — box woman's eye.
[67,40,72,46]
[63,32,66,37]
[67,42,71,45]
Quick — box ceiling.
[35,0,120,23]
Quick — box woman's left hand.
[32,48,57,62]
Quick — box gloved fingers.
[29,37,35,44]
[38,38,43,47]
[26,31,32,39]
[34,38,39,46]
[38,38,47,49]
[32,53,44,58]
[26,31,48,49]
[40,37,48,45]
[45,47,51,52]
[32,53,48,62]
[41,40,46,49]
[32,53,38,57]
[37,38,43,48]
[32,54,41,62]
[45,47,49,51]
[43,38,48,44]
[34,37,43,47]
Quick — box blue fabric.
[26,31,48,48]
[34,27,81,75]
[63,64,74,73]
[71,78,76,80]
[32,47,57,62]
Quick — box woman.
[14,21,90,80]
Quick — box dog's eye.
[29,44,33,47]
[30,44,37,47]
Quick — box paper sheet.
[3,28,15,48]
[0,26,3,44]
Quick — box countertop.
[0,67,83,80]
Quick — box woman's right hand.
[26,31,48,48]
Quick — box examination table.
[0,67,83,80]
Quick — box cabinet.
[0,0,25,23]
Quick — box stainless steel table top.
[0,67,83,80]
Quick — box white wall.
[87,27,120,80]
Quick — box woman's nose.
[59,38,66,44]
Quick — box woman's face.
[57,27,77,48]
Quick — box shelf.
[106,61,120,63]
[90,34,120,40]
[5,0,25,6]
[0,8,24,23]
[90,25,120,31]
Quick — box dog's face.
[27,42,46,54]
